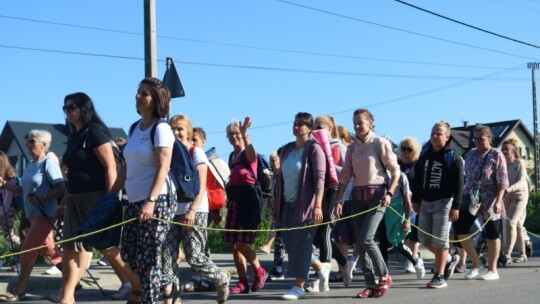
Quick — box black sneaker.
[269,268,284,281]
[525,241,533,258]
[444,254,460,280]
[426,274,447,289]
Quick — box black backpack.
[129,119,200,202]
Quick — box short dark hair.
[295,112,313,130]
[193,127,206,141]
[140,77,171,118]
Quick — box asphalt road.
[2,249,540,304]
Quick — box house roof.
[451,119,534,149]
[0,121,127,161]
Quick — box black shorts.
[453,210,501,240]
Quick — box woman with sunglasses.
[272,112,326,300]
[397,138,425,274]
[0,130,65,302]
[454,124,508,281]
[500,139,529,265]
[59,93,139,304]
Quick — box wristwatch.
[147,195,158,202]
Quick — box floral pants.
[161,212,224,287]
[121,195,176,303]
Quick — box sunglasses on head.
[401,146,413,152]
[62,104,78,113]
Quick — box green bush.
[524,190,540,233]
[207,204,273,253]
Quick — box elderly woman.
[333,108,400,298]
[272,112,326,300]
[224,117,268,295]
[0,130,65,302]
[455,124,508,281]
[122,78,178,304]
[397,138,424,273]
[500,139,529,265]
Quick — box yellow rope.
[1,204,537,260]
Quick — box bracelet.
[386,191,394,198]
[336,199,344,205]
[313,205,322,209]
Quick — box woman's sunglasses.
[62,104,78,113]
[401,147,413,153]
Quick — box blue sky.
[1,0,539,159]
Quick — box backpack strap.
[128,120,141,137]
[240,152,259,185]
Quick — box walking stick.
[0,192,20,276]
[30,194,108,296]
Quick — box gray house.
[0,121,126,176]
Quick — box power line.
[275,0,539,61]
[0,14,528,71]
[394,0,540,49]
[0,44,528,81]
[208,63,524,134]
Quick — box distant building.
[451,119,536,175]
[0,121,126,176]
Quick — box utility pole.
[144,0,157,78]
[529,62,540,191]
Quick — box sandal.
[0,291,27,302]
[356,287,376,298]
[126,290,142,304]
[373,275,392,298]
[163,284,182,304]
[329,271,343,282]
[183,278,200,292]
[513,256,528,263]
[217,271,231,303]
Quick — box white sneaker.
[465,265,486,280]
[282,286,306,300]
[44,265,62,275]
[304,279,320,293]
[404,260,415,273]
[478,271,499,281]
[111,283,132,300]
[414,257,425,279]
[318,262,331,292]
[347,258,357,283]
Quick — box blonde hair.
[398,137,421,161]
[169,114,193,141]
[432,121,451,136]
[225,120,241,139]
[503,138,520,159]
[315,115,339,139]
[337,125,352,145]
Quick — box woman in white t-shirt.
[121,78,177,304]
[161,114,230,304]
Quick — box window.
[525,147,530,160]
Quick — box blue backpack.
[130,119,200,202]
[419,144,455,171]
